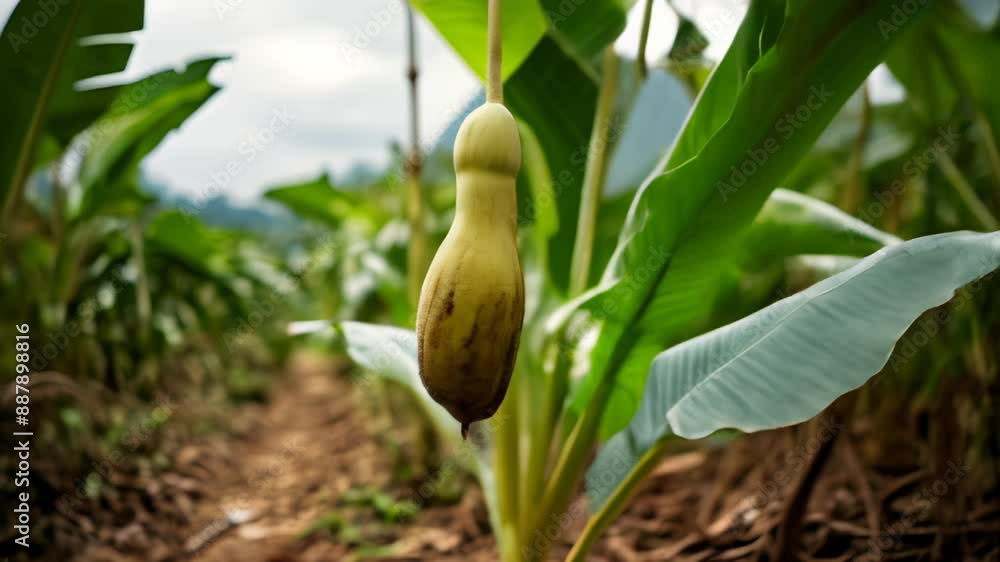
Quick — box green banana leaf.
[0,0,144,216]
[588,230,1000,509]
[565,0,932,440]
[70,57,227,221]
[409,0,546,81]
[663,0,782,170]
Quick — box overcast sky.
[2,0,919,205]
[0,0,755,203]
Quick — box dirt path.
[68,354,1000,562]
[179,354,494,562]
[80,353,495,562]
[183,355,381,561]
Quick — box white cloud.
[128,0,479,202]
[0,0,478,202]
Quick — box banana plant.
[289,1,1000,561]
[0,0,145,224]
[0,48,293,491]
[15,57,227,334]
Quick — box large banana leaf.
[0,0,144,216]
[664,0,782,170]
[48,37,136,147]
[564,0,932,439]
[588,230,1000,509]
[71,57,227,221]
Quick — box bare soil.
[50,354,999,562]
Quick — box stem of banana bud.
[482,0,524,557]
[486,0,503,104]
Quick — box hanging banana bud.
[415,101,524,439]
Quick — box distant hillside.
[142,175,302,233]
